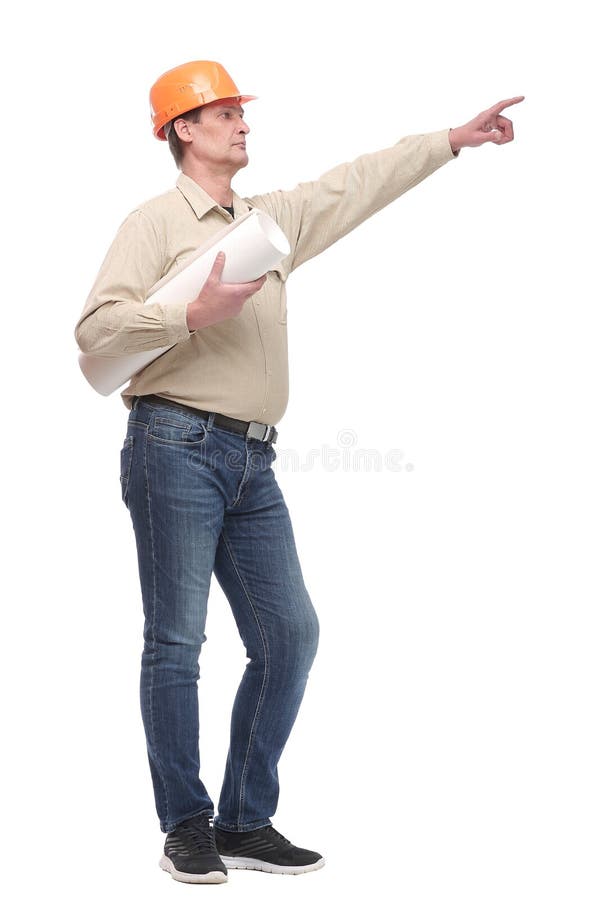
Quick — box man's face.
[179,98,250,173]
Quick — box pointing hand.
[449,96,525,152]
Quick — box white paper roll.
[78,208,290,395]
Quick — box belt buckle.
[247,421,277,443]
[247,421,270,442]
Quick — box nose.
[239,117,250,135]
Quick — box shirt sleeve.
[74,208,193,357]
[248,128,458,279]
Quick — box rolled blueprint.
[78,208,290,395]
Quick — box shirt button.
[262,407,266,413]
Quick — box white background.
[3,0,599,897]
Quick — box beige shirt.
[75,128,458,424]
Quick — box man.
[74,60,524,884]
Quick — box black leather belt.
[136,394,278,444]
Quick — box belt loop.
[206,411,216,433]
[132,396,139,410]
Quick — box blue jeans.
[119,397,320,833]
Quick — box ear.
[173,118,194,144]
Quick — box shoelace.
[173,815,218,854]
[263,825,293,847]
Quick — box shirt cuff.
[428,128,460,162]
[163,300,195,344]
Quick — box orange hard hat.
[150,60,256,140]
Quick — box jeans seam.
[221,529,270,827]
[231,442,252,508]
[214,817,271,832]
[143,427,171,827]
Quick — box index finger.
[489,96,525,114]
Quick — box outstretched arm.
[449,96,525,153]
[250,129,458,277]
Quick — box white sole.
[159,854,228,883]
[219,855,326,875]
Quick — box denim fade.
[119,396,320,833]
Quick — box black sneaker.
[159,813,228,884]
[214,823,325,875]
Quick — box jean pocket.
[120,435,134,507]
[148,413,208,446]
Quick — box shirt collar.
[176,172,251,221]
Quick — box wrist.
[448,127,461,156]
[186,303,203,332]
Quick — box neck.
[180,158,235,207]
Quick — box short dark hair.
[166,106,203,168]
